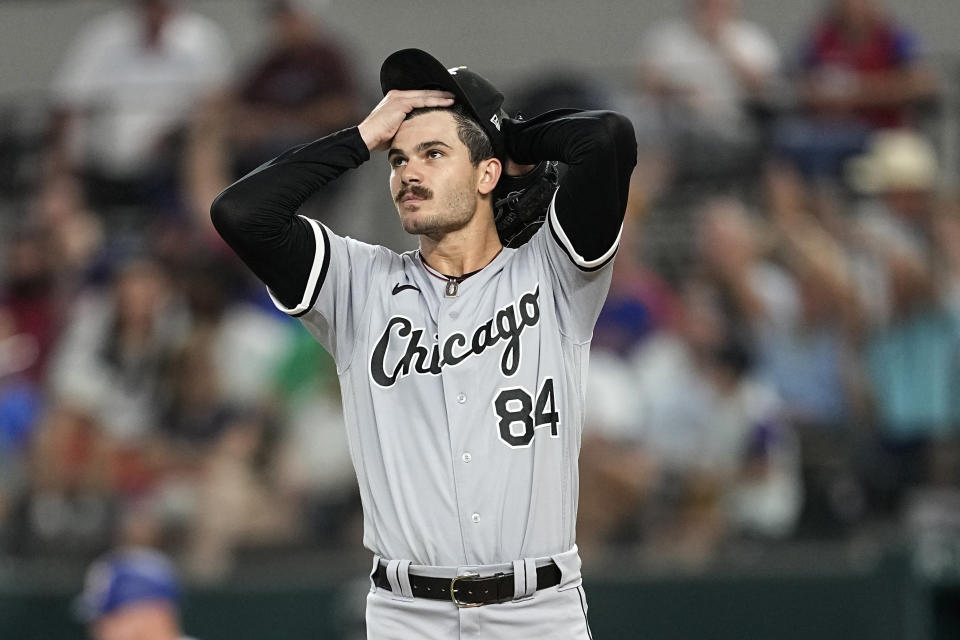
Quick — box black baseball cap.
[380,48,508,159]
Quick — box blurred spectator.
[2,177,106,392]
[0,224,63,535]
[0,225,66,383]
[840,131,960,503]
[580,259,802,564]
[227,0,358,175]
[47,0,233,210]
[174,258,294,410]
[635,0,781,184]
[753,166,868,430]
[592,221,682,357]
[577,348,661,561]
[754,167,875,533]
[154,265,293,448]
[75,546,189,640]
[693,196,798,352]
[576,223,680,559]
[271,330,359,545]
[182,412,302,582]
[636,279,802,544]
[774,0,938,180]
[48,258,190,445]
[159,327,240,451]
[135,259,299,580]
[27,174,106,288]
[845,130,940,329]
[186,0,358,224]
[0,308,44,535]
[934,196,960,313]
[848,129,938,235]
[3,405,117,558]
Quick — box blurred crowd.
[0,0,958,582]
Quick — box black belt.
[372,561,562,607]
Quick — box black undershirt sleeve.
[503,110,637,262]
[210,127,370,309]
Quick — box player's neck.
[419,215,503,277]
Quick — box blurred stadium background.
[0,0,959,638]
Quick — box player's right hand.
[358,90,455,153]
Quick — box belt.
[372,561,562,607]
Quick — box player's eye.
[427,149,444,159]
[390,156,407,167]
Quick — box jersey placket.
[435,282,490,566]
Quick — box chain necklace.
[418,248,503,297]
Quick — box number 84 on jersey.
[493,377,560,448]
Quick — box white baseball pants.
[365,546,592,640]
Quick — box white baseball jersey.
[270,198,618,567]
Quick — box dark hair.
[405,104,494,165]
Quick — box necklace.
[418,248,503,298]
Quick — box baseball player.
[75,547,196,640]
[211,48,636,639]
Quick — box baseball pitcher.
[211,48,636,639]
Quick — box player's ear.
[476,157,501,196]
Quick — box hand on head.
[358,90,455,152]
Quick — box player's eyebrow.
[415,140,452,153]
[388,140,452,160]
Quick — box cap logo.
[490,113,501,131]
[448,66,467,75]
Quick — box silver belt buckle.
[450,571,483,608]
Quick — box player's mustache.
[396,185,433,203]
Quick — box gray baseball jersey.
[270,197,619,567]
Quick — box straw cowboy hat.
[846,129,939,193]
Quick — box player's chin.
[398,206,435,234]
[400,218,436,236]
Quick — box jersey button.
[449,310,459,319]
[462,452,472,463]
[456,393,467,404]
[471,513,481,523]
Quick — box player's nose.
[399,161,422,184]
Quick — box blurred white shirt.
[52,7,232,177]
[639,17,780,130]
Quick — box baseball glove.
[493,160,562,248]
